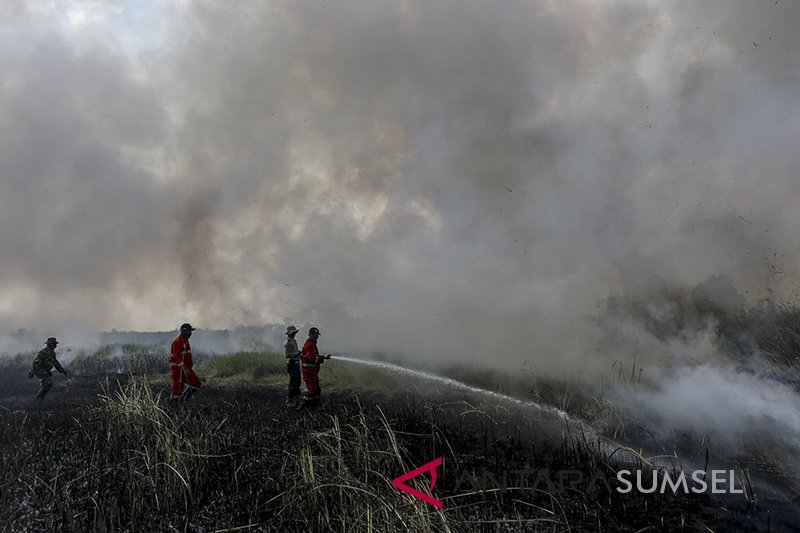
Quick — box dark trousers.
[287,360,301,398]
[35,371,53,399]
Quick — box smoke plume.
[1,0,798,380]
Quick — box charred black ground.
[0,353,795,532]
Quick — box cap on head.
[180,323,196,333]
[286,325,299,335]
[46,337,59,345]
[309,327,321,336]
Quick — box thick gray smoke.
[1,1,799,379]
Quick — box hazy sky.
[1,0,798,372]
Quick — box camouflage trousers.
[34,371,52,399]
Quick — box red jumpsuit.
[171,335,202,398]
[300,336,324,405]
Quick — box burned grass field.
[0,352,797,532]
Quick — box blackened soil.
[0,368,796,532]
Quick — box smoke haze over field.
[1,0,799,376]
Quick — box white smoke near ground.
[0,330,104,359]
[612,355,800,494]
[0,327,284,364]
[624,362,800,444]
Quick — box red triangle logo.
[390,457,443,508]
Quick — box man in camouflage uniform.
[28,337,68,399]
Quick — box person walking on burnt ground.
[28,337,69,400]
[284,325,302,406]
[298,327,331,410]
[170,323,202,402]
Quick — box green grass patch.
[200,351,286,383]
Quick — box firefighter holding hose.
[298,326,331,410]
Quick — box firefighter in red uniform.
[170,323,202,401]
[298,327,330,409]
